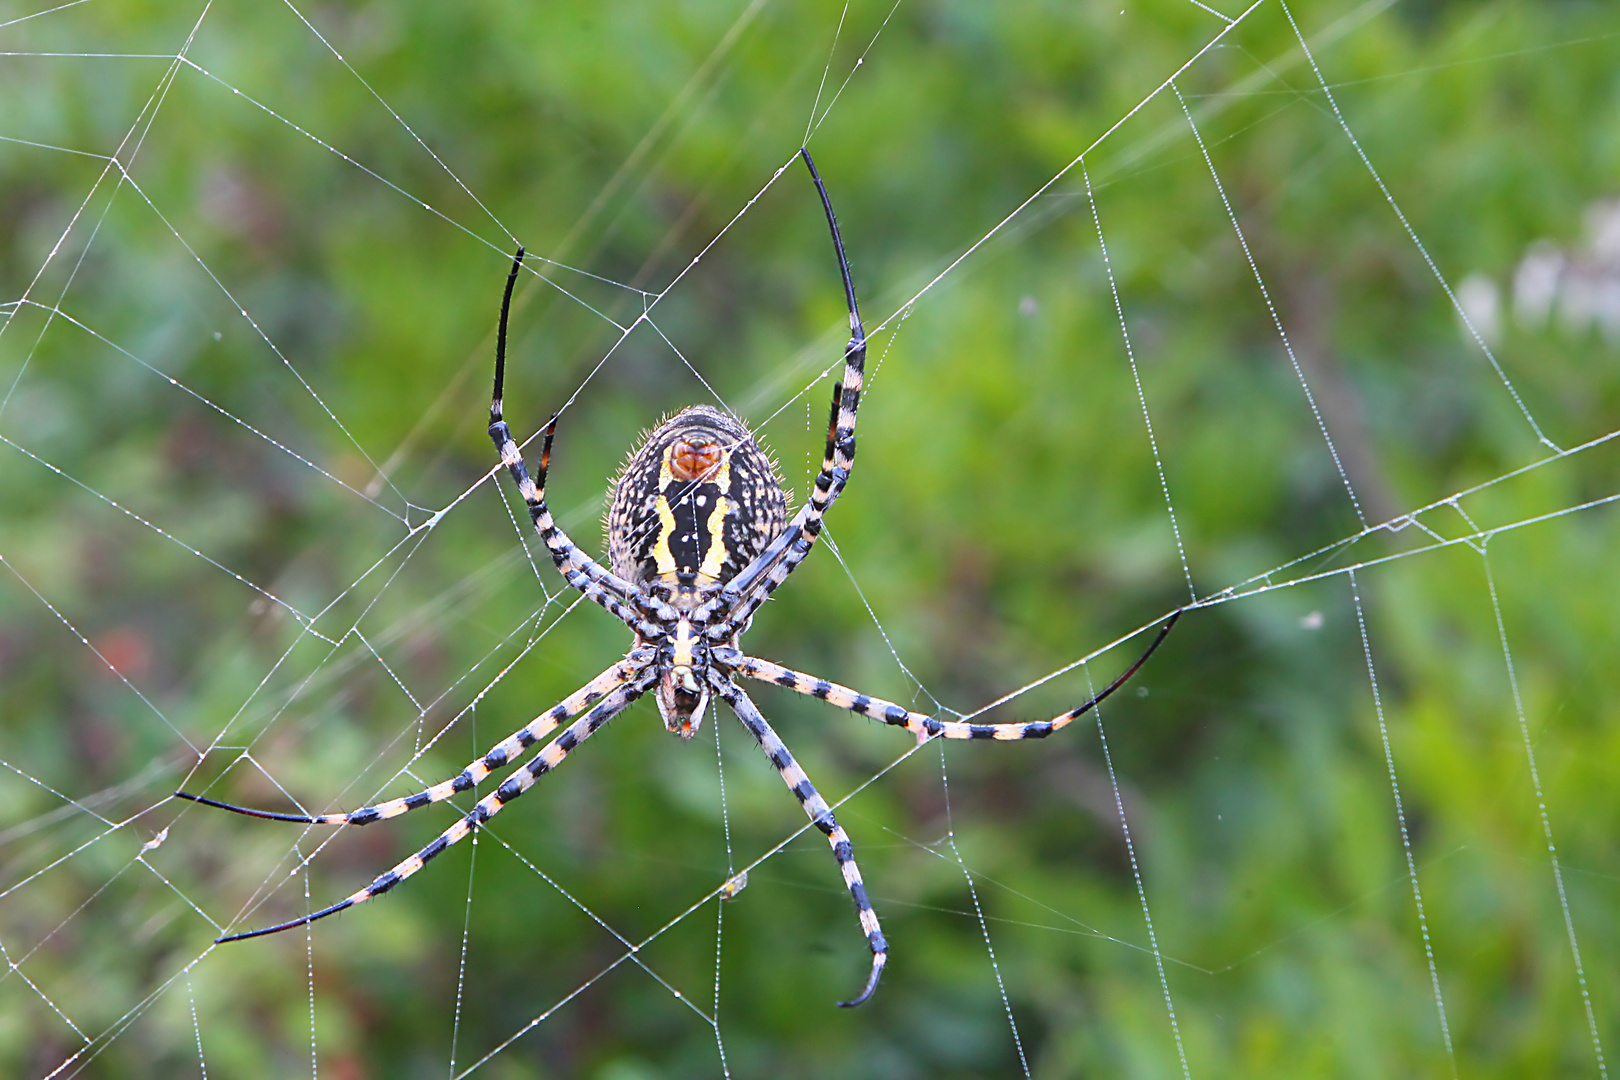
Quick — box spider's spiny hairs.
[716,149,866,631]
[212,675,652,944]
[174,657,650,828]
[719,678,887,1007]
[602,410,793,547]
[734,610,1181,744]
[485,247,656,636]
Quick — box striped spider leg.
[175,654,655,940]
[714,677,887,1008]
[721,610,1180,746]
[488,249,664,640]
[700,614,1178,1007]
[709,148,867,639]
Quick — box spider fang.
[658,663,711,739]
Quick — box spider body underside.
[176,148,1178,1009]
[605,403,788,735]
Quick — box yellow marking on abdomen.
[697,493,731,581]
[650,457,678,576]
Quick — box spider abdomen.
[606,405,787,589]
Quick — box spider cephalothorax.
[176,149,1178,1009]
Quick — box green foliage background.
[2,0,1618,1076]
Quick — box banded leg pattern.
[719,679,886,1007]
[735,609,1180,743]
[487,248,650,634]
[215,675,651,943]
[175,658,648,827]
[489,415,653,634]
[718,149,867,632]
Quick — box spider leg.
[488,249,654,635]
[175,655,651,826]
[732,610,1180,744]
[716,677,886,1008]
[212,673,651,943]
[715,150,866,635]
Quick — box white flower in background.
[1507,198,1620,343]
[1456,272,1501,346]
[1512,242,1563,328]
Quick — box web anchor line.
[1173,79,1367,529]
[1483,554,1609,1077]
[1081,161,1196,602]
[1349,570,1457,1070]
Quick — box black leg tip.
[837,954,885,1008]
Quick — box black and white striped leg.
[212,675,650,943]
[717,677,886,1007]
[718,150,867,633]
[733,610,1179,744]
[487,249,653,636]
[175,656,651,827]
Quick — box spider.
[176,148,1179,1008]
